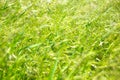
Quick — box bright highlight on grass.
[0,0,120,80]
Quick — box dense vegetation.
[0,0,120,80]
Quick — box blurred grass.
[0,0,120,80]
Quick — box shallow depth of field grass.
[0,0,120,80]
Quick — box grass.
[0,0,120,80]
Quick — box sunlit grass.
[0,0,120,80]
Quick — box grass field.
[0,0,120,80]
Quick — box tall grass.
[0,0,120,80]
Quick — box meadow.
[0,0,120,80]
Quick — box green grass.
[0,0,120,80]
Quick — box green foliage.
[0,0,120,80]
